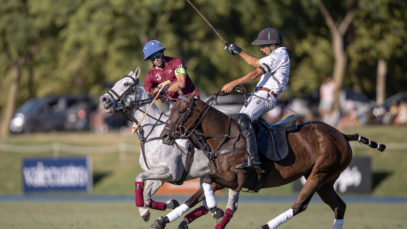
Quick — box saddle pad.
[254,115,297,161]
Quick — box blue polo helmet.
[143,40,166,61]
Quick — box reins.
[173,92,241,159]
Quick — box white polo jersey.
[256,47,290,93]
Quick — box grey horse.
[99,67,239,228]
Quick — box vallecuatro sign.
[22,157,92,192]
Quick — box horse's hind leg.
[258,173,328,229]
[317,180,346,229]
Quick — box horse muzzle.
[99,95,114,113]
[161,127,176,145]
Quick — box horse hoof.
[142,210,150,222]
[166,198,180,209]
[210,207,224,223]
[151,216,168,229]
[256,225,269,229]
[178,220,189,229]
[139,207,150,222]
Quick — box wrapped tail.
[344,133,386,152]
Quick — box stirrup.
[235,161,261,170]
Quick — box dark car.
[9,95,97,133]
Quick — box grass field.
[0,125,407,229]
[0,202,406,229]
[1,125,407,196]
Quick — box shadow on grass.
[93,172,111,185]
[372,171,391,191]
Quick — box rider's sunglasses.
[150,52,163,61]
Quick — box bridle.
[166,95,212,139]
[106,75,141,111]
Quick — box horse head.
[99,66,145,113]
[161,91,198,145]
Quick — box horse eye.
[124,82,129,86]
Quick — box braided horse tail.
[344,133,386,152]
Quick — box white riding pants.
[240,90,279,121]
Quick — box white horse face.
[99,66,141,113]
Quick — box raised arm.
[225,43,259,68]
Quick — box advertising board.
[22,157,92,192]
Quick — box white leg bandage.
[166,204,190,222]
[202,183,216,209]
[267,209,294,229]
[332,219,344,229]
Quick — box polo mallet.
[186,0,228,45]
[132,80,171,133]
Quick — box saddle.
[253,115,298,161]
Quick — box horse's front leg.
[137,180,161,222]
[177,188,240,229]
[134,167,177,221]
[144,179,179,210]
[212,189,240,229]
[151,186,206,229]
[210,171,244,229]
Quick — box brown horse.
[156,92,385,229]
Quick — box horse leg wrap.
[135,181,144,207]
[148,199,167,211]
[203,183,216,209]
[215,208,233,229]
[332,219,344,229]
[266,208,294,229]
[185,205,209,223]
[166,204,190,222]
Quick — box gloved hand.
[153,87,163,99]
[153,84,169,99]
[224,43,242,55]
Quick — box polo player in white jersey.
[222,27,290,170]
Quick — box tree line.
[1,0,406,135]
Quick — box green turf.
[0,202,406,229]
[0,125,407,196]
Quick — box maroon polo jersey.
[144,56,199,99]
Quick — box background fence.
[0,143,140,162]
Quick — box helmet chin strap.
[269,44,278,53]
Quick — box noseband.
[106,75,140,111]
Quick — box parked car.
[90,108,130,133]
[9,95,97,133]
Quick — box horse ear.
[134,66,141,79]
